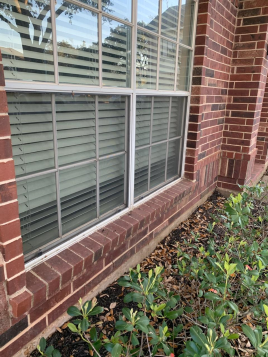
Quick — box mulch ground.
[30,190,228,357]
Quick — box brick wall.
[1,0,268,356]
[185,0,238,190]
[256,76,268,164]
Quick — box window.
[1,0,197,260]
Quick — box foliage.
[37,337,61,357]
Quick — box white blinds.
[8,92,55,178]
[17,173,58,255]
[9,92,127,257]
[137,0,159,33]
[159,39,176,90]
[0,0,54,82]
[161,0,179,40]
[56,94,96,166]
[56,3,99,85]
[135,95,185,199]
[180,0,195,47]
[136,30,158,89]
[177,46,191,91]
[102,0,132,22]
[102,18,131,87]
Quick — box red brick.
[0,138,12,160]
[29,284,71,323]
[0,115,10,137]
[58,249,83,277]
[72,258,104,291]
[1,238,23,262]
[26,272,46,308]
[80,237,103,262]
[0,219,21,243]
[88,232,111,256]
[97,227,119,249]
[112,219,132,239]
[46,256,72,287]
[69,242,93,267]
[0,201,19,225]
[32,263,60,297]
[0,160,15,183]
[0,92,8,113]
[105,241,128,266]
[105,222,127,244]
[6,272,26,295]
[5,255,25,279]
[121,214,140,235]
[10,291,32,318]
[0,181,17,204]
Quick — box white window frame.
[3,0,199,270]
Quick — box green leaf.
[81,318,89,332]
[198,316,209,324]
[122,307,131,321]
[215,337,228,349]
[131,333,139,346]
[115,320,133,332]
[204,292,222,301]
[90,327,98,342]
[111,343,122,357]
[165,308,183,320]
[39,337,46,352]
[67,306,81,317]
[242,325,257,348]
[52,350,61,357]
[45,346,54,356]
[227,334,239,340]
[88,306,103,316]
[227,301,239,315]
[190,326,207,348]
[68,323,78,333]
[264,304,268,317]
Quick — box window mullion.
[51,93,62,238]
[50,0,59,84]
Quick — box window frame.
[2,0,198,268]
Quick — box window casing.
[0,0,197,261]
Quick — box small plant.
[37,337,61,357]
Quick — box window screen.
[135,95,186,199]
[8,92,128,257]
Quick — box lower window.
[134,95,187,200]
[8,92,128,259]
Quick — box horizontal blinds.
[177,46,191,91]
[17,173,58,255]
[170,97,185,138]
[159,39,176,90]
[60,163,97,235]
[135,147,149,198]
[98,96,126,157]
[137,0,159,33]
[102,0,132,22]
[102,18,131,87]
[150,142,167,189]
[161,1,179,40]
[167,139,180,180]
[56,3,99,85]
[152,97,170,143]
[100,155,125,216]
[8,92,55,178]
[136,30,158,90]
[0,0,54,82]
[136,96,151,148]
[180,0,195,47]
[55,94,96,166]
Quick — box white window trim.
[3,0,199,269]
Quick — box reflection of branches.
[0,13,17,31]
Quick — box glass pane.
[136,96,152,148]
[169,96,185,138]
[60,163,97,235]
[136,30,158,89]
[17,173,58,255]
[102,0,132,22]
[56,94,96,166]
[150,142,166,189]
[100,155,125,215]
[102,17,131,87]
[78,0,98,8]
[177,46,191,91]
[0,0,54,82]
[8,92,54,178]
[152,97,170,143]
[98,95,126,157]
[56,1,99,85]
[159,39,176,90]
[161,0,179,40]
[180,0,195,47]
[167,138,180,179]
[135,147,149,198]
[137,0,159,33]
